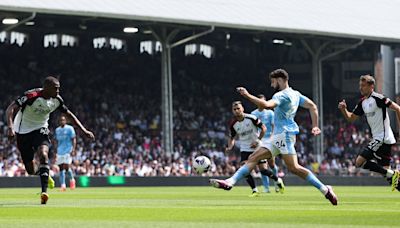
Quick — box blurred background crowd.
[1,41,399,178]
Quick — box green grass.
[0,186,399,227]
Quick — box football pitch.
[0,186,399,228]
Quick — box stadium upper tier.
[0,0,400,42]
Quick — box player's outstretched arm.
[236,87,277,109]
[65,110,95,140]
[250,123,266,149]
[225,138,235,152]
[301,97,321,136]
[338,99,359,122]
[5,101,20,141]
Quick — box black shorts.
[240,152,267,164]
[16,128,51,164]
[359,142,392,167]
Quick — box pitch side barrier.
[0,176,388,188]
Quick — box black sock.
[39,164,49,193]
[260,169,278,181]
[245,175,256,190]
[362,161,387,176]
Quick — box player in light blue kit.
[251,94,280,193]
[210,69,338,205]
[55,115,76,191]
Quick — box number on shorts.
[275,140,286,148]
[368,139,381,151]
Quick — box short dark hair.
[257,94,265,99]
[269,69,289,81]
[359,75,375,85]
[232,101,242,106]
[43,76,59,87]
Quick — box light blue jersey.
[271,87,307,135]
[55,124,76,155]
[251,109,274,139]
[227,86,331,200]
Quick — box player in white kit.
[6,76,95,204]
[338,75,400,191]
[227,101,283,196]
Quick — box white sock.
[386,169,394,178]
[252,187,258,192]
[226,178,235,185]
[319,185,329,195]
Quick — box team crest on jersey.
[40,128,50,135]
[17,96,28,105]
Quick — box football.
[192,156,211,174]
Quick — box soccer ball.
[192,156,211,174]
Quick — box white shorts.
[261,138,271,144]
[56,154,72,165]
[260,132,296,157]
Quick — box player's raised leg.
[210,147,272,190]
[355,151,399,191]
[282,154,337,205]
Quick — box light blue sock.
[228,165,250,185]
[305,172,328,194]
[67,168,74,180]
[272,166,278,176]
[59,170,66,186]
[261,174,270,191]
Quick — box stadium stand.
[0,40,399,178]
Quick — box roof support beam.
[151,26,214,155]
[301,38,364,162]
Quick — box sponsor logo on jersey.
[239,129,253,137]
[365,112,375,117]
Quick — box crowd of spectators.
[0,41,399,179]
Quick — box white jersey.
[352,91,396,144]
[13,88,69,134]
[229,113,263,152]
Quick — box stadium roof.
[1,0,400,43]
